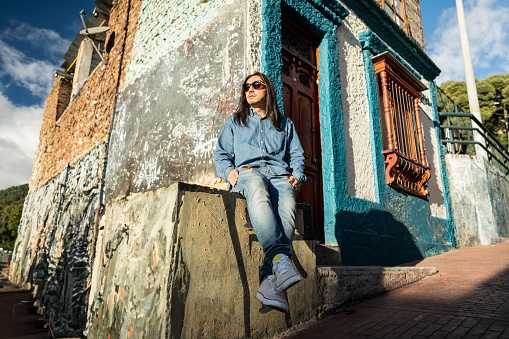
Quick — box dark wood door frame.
[282,16,324,241]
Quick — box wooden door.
[282,17,324,241]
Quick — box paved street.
[284,239,509,338]
[2,240,508,338]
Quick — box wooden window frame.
[383,0,407,31]
[372,51,431,196]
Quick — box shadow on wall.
[220,194,317,336]
[335,209,424,266]
[176,184,318,338]
[221,193,252,338]
[421,108,445,208]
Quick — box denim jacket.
[214,109,306,187]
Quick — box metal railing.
[437,86,509,176]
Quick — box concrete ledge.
[87,183,318,338]
[318,266,437,311]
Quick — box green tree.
[0,184,28,250]
[440,81,469,111]
[5,204,23,247]
[440,74,509,150]
[483,74,509,92]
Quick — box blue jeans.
[231,166,297,282]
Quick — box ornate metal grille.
[373,52,430,196]
[379,77,427,165]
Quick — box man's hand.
[287,175,300,192]
[228,169,239,186]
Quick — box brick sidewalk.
[284,239,509,339]
[0,263,50,339]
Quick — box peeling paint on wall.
[446,154,506,247]
[247,0,263,73]
[105,3,246,202]
[125,0,234,86]
[11,144,104,337]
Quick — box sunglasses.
[243,80,267,92]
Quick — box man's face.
[245,75,267,108]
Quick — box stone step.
[317,265,438,314]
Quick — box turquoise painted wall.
[261,0,456,265]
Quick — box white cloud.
[0,91,44,190]
[0,23,70,190]
[0,23,71,99]
[0,41,55,98]
[0,22,71,58]
[428,0,509,84]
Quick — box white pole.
[456,0,486,158]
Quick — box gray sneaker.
[256,275,289,313]
[272,253,302,293]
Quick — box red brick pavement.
[284,239,509,339]
[0,263,50,339]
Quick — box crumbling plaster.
[11,144,105,337]
[29,0,142,189]
[124,0,235,87]
[105,1,248,201]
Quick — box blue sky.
[0,0,508,190]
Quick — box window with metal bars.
[372,51,431,196]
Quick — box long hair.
[233,72,283,131]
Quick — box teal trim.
[262,0,348,246]
[261,0,349,111]
[359,30,420,79]
[341,0,441,80]
[261,0,283,109]
[429,81,458,247]
[284,0,349,27]
[318,31,345,246]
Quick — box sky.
[0,0,508,190]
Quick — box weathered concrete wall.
[446,154,508,247]
[125,0,234,86]
[338,10,376,203]
[247,0,263,74]
[487,165,509,237]
[10,144,104,337]
[9,1,144,336]
[105,1,246,201]
[87,183,317,338]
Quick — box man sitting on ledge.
[214,72,306,312]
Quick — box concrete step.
[317,265,438,315]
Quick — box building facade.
[9,0,508,337]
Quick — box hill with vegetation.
[440,73,509,149]
[0,184,29,250]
